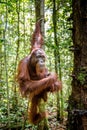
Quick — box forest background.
[0,0,72,129]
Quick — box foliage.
[0,0,72,129]
[77,70,87,85]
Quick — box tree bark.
[67,1,87,130]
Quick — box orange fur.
[16,21,62,124]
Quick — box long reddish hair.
[31,21,44,50]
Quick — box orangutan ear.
[31,21,44,50]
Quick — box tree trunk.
[67,1,87,130]
[11,0,20,111]
[35,0,49,129]
[3,1,10,129]
[53,0,63,121]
